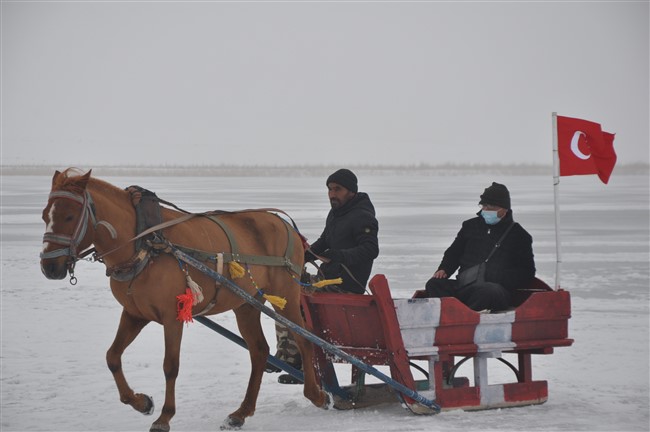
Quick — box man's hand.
[319,249,344,264]
[432,269,448,279]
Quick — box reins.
[304,250,367,293]
[92,207,302,263]
[43,183,306,287]
[92,212,201,262]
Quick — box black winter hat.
[326,168,358,193]
[479,182,511,209]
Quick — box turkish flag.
[557,115,617,184]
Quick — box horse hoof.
[136,393,155,415]
[220,415,244,430]
[322,391,335,410]
[150,422,170,432]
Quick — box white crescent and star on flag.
[570,131,591,160]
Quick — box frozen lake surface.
[1,171,648,431]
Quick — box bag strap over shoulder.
[484,222,517,262]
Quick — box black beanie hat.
[479,182,511,209]
[326,168,358,193]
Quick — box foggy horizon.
[2,2,648,167]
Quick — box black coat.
[438,210,535,291]
[308,192,379,294]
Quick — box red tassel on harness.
[176,288,194,324]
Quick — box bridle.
[40,189,108,284]
[39,185,193,286]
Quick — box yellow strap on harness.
[262,293,287,310]
[311,278,343,289]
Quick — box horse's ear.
[78,170,92,189]
[52,170,61,186]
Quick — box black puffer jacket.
[308,192,379,294]
[438,210,535,291]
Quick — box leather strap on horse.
[106,249,152,282]
[176,213,302,276]
[103,210,302,279]
[98,185,303,280]
[103,186,200,280]
[99,208,296,262]
[175,245,302,276]
[97,212,200,264]
[126,186,164,251]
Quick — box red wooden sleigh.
[301,274,573,411]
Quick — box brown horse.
[39,168,330,431]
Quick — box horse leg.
[149,320,184,432]
[292,333,331,409]
[221,304,268,429]
[280,302,330,409]
[106,310,155,416]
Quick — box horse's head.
[40,168,96,282]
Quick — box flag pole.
[552,112,562,290]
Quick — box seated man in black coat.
[424,182,535,312]
[306,168,379,294]
[274,168,379,384]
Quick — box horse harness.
[111,183,301,266]
[45,186,304,309]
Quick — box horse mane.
[52,168,89,194]
[54,168,125,198]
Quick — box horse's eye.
[65,215,75,223]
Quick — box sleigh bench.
[300,274,573,411]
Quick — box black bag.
[456,222,516,288]
[457,262,486,287]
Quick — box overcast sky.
[2,1,648,167]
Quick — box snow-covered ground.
[1,170,648,431]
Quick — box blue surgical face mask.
[481,210,501,225]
